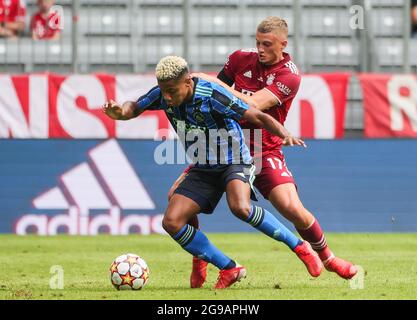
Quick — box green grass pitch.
[0,233,416,300]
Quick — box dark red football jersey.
[222,49,301,157]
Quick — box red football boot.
[214,264,246,289]
[293,241,323,277]
[190,257,208,288]
[324,255,358,279]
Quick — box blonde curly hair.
[156,56,189,82]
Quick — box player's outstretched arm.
[243,107,306,147]
[192,72,259,109]
[102,99,142,120]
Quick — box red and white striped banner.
[0,73,349,139]
[359,73,417,138]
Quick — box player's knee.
[229,202,251,220]
[280,202,302,216]
[162,215,181,236]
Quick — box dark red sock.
[296,219,333,262]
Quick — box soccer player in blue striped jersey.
[102,56,320,289]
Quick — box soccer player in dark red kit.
[169,16,357,286]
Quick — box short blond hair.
[155,56,189,82]
[257,16,288,37]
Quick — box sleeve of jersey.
[211,88,249,121]
[134,86,163,116]
[265,74,301,105]
[222,50,240,82]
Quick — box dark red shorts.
[253,151,296,199]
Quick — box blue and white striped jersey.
[135,77,252,167]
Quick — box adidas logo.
[243,71,252,78]
[15,139,164,236]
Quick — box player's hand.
[191,72,220,84]
[282,135,307,148]
[102,99,122,120]
[167,173,187,202]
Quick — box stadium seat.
[0,38,73,73]
[137,0,184,6]
[345,75,364,130]
[31,64,72,73]
[370,0,404,7]
[411,40,417,66]
[78,8,132,37]
[300,0,350,6]
[306,38,359,67]
[375,38,404,66]
[0,39,24,64]
[0,0,412,76]
[189,37,241,66]
[190,0,239,7]
[190,8,241,37]
[26,0,72,5]
[371,7,403,37]
[78,37,134,71]
[136,36,184,65]
[79,0,131,7]
[139,8,183,36]
[302,8,352,37]
[241,8,293,36]
[244,0,293,6]
[31,40,72,65]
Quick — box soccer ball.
[109,253,150,290]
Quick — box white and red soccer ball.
[109,253,150,290]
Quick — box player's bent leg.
[225,179,252,220]
[163,194,201,236]
[267,183,314,230]
[165,194,240,288]
[268,184,356,279]
[165,196,208,288]
[226,179,303,251]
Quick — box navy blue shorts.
[174,164,257,214]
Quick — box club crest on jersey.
[266,74,275,85]
[192,110,205,124]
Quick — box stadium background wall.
[0,139,416,235]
